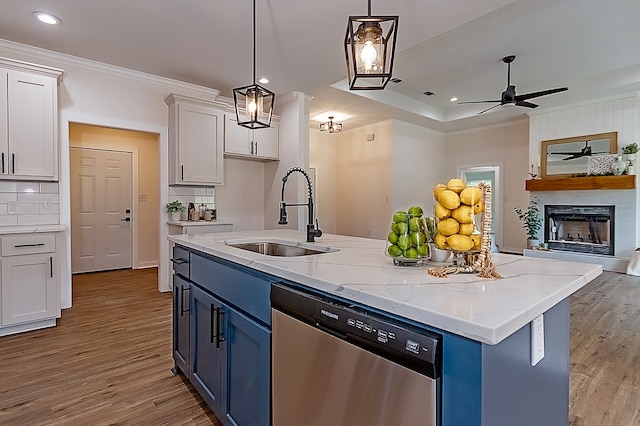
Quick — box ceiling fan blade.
[563,155,582,161]
[552,151,582,155]
[515,100,538,108]
[459,100,501,104]
[515,87,568,102]
[477,104,501,114]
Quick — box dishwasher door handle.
[315,322,347,340]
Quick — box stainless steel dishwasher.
[271,282,442,426]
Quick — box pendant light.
[319,116,342,133]
[344,0,398,90]
[233,0,275,129]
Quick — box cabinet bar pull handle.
[210,304,217,344]
[14,243,46,248]
[180,286,189,316]
[49,256,53,278]
[254,141,258,156]
[11,153,14,174]
[181,165,184,181]
[1,153,4,173]
[216,307,225,348]
[171,258,188,265]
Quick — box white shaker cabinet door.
[1,254,58,326]
[224,114,252,156]
[6,70,57,179]
[252,123,279,160]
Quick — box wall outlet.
[531,314,545,366]
[8,202,17,214]
[43,197,53,211]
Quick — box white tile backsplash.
[0,183,60,227]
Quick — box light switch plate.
[531,314,544,366]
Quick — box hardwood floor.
[0,268,219,426]
[569,271,640,425]
[0,268,638,425]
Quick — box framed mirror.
[540,132,617,178]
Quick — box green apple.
[417,243,429,257]
[395,222,408,235]
[388,244,403,257]
[411,231,426,246]
[393,211,409,223]
[409,217,422,232]
[404,247,418,259]
[397,234,411,250]
[388,232,398,244]
[408,206,423,218]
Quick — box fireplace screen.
[544,205,614,256]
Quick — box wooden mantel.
[525,175,636,191]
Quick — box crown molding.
[0,38,219,98]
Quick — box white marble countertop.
[0,224,66,234]
[168,229,603,345]
[167,220,234,226]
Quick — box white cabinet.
[224,114,279,161]
[0,58,62,181]
[0,233,60,336]
[166,94,224,186]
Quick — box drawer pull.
[14,243,46,248]
[171,258,188,265]
[50,256,53,278]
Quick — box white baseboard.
[137,261,159,269]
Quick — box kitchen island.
[169,229,602,425]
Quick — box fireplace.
[544,205,614,256]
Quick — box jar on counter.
[611,156,627,176]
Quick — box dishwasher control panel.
[271,282,442,379]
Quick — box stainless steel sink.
[225,239,337,257]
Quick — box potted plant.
[165,200,186,221]
[514,197,543,249]
[622,143,638,174]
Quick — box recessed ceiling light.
[258,77,269,84]
[33,12,61,25]
[449,97,458,102]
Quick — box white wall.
[309,128,337,234]
[444,120,530,252]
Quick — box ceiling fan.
[550,140,607,161]
[459,55,568,114]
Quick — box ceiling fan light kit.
[460,55,568,114]
[344,0,398,90]
[233,0,275,129]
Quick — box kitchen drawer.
[2,234,56,256]
[172,245,191,279]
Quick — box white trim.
[528,91,640,117]
[446,118,529,136]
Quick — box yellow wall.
[69,123,160,267]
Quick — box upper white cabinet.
[0,58,63,181]
[224,114,279,161]
[166,94,224,186]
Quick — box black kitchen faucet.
[278,167,322,243]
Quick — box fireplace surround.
[544,205,614,256]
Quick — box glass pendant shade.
[345,2,398,90]
[233,0,274,129]
[233,84,274,129]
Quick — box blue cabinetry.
[173,245,271,426]
[171,246,191,376]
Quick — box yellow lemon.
[436,189,461,210]
[434,233,448,249]
[447,234,474,252]
[447,178,466,194]
[470,234,482,250]
[458,223,475,236]
[433,183,448,199]
[437,218,460,236]
[451,205,474,224]
[460,186,483,206]
[473,200,484,215]
[434,202,451,220]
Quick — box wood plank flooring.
[0,267,638,425]
[0,268,220,426]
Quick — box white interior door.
[71,147,132,273]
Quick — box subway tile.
[0,182,17,192]
[17,193,46,203]
[17,214,60,226]
[0,215,18,226]
[15,183,40,193]
[17,203,40,215]
[40,182,59,193]
[0,193,17,202]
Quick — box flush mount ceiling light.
[320,116,343,134]
[344,0,398,90]
[33,12,61,25]
[233,0,275,129]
